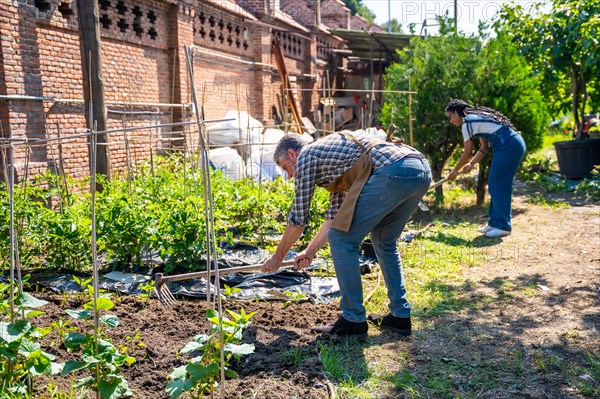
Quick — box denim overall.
[476,126,526,232]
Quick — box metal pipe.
[287,88,417,94]
[0,94,192,108]
[191,46,275,70]
[107,109,167,115]
[0,118,234,148]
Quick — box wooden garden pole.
[77,0,111,181]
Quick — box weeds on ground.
[526,194,569,208]
[280,347,311,367]
[518,156,600,200]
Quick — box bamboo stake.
[56,123,71,207]
[48,128,64,213]
[184,45,227,394]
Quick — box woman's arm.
[461,137,489,174]
[448,139,474,180]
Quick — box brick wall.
[0,0,340,183]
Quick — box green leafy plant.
[61,287,135,399]
[137,280,155,301]
[96,186,155,267]
[222,284,241,299]
[118,330,146,356]
[166,308,256,399]
[574,166,600,200]
[282,290,308,308]
[0,280,63,396]
[0,153,327,274]
[41,206,92,271]
[51,318,76,344]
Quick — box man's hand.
[448,170,459,180]
[293,248,316,270]
[262,254,284,272]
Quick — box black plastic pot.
[554,138,600,179]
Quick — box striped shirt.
[288,132,422,226]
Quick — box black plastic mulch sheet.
[10,243,353,303]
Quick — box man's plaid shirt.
[288,132,422,226]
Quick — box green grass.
[315,178,598,399]
[526,194,569,208]
[280,347,312,367]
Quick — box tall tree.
[380,18,480,180]
[381,18,548,203]
[342,0,376,23]
[383,18,403,33]
[495,0,600,139]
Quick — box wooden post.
[77,0,111,180]
[408,84,414,146]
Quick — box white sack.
[208,147,244,181]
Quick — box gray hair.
[273,135,306,163]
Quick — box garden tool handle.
[428,177,448,192]
[156,260,295,284]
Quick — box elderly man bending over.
[262,132,431,339]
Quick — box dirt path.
[32,186,599,399]
[446,185,600,398]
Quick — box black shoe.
[312,316,368,339]
[367,313,411,336]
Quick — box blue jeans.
[328,157,431,322]
[480,127,526,231]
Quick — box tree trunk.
[570,64,584,140]
[77,0,111,182]
[578,68,588,139]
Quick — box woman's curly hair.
[445,99,516,131]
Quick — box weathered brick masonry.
[0,0,348,180]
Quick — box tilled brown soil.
[33,296,342,399]
[25,183,600,398]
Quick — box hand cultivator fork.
[154,260,295,307]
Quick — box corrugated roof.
[328,29,413,61]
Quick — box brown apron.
[328,133,380,232]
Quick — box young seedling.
[137,280,155,301]
[61,288,135,399]
[166,308,256,399]
[222,284,241,299]
[0,279,63,396]
[282,290,308,308]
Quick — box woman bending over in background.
[445,99,526,238]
